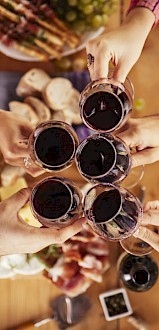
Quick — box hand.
[117,116,159,167]
[86,8,154,82]
[0,188,86,255]
[0,110,44,177]
[133,201,159,252]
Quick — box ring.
[87,53,95,67]
[23,157,32,169]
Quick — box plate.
[0,27,104,62]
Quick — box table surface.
[1,1,159,329]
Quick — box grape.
[50,0,117,34]
[55,57,72,70]
[91,15,103,28]
[102,14,109,25]
[134,98,145,111]
[73,20,86,32]
[82,5,93,15]
[80,0,91,4]
[68,0,78,6]
[66,11,77,22]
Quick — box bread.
[24,96,51,122]
[1,165,26,187]
[16,68,51,97]
[43,78,73,110]
[63,89,82,125]
[9,101,39,126]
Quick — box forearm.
[127,0,159,26]
[123,7,155,45]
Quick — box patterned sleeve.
[127,0,159,26]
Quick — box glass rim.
[30,176,74,222]
[83,183,123,224]
[80,89,125,133]
[75,134,117,179]
[29,120,79,170]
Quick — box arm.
[86,3,155,81]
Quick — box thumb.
[133,226,159,252]
[131,148,159,167]
[117,130,138,148]
[7,188,32,212]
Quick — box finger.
[7,157,45,177]
[93,52,111,80]
[113,59,132,83]
[133,226,159,252]
[117,130,138,148]
[86,42,111,80]
[142,212,159,226]
[131,147,159,167]
[6,188,32,212]
[42,217,87,245]
[143,200,159,212]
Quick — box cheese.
[0,177,40,227]
[0,177,28,200]
[19,203,41,228]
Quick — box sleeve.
[127,1,159,27]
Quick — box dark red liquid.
[83,91,123,131]
[133,270,149,285]
[35,127,74,168]
[91,189,121,223]
[32,180,72,219]
[79,138,115,177]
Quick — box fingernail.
[133,229,140,237]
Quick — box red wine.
[32,179,72,220]
[91,189,121,223]
[79,138,115,177]
[84,185,141,241]
[76,134,131,184]
[34,127,75,169]
[119,254,158,292]
[83,91,124,131]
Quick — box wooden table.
[1,1,159,329]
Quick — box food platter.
[0,27,104,62]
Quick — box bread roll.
[24,96,51,122]
[16,68,51,97]
[43,78,73,110]
[9,101,39,126]
[63,89,82,125]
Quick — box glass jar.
[83,183,142,241]
[30,176,82,228]
[118,252,158,292]
[80,75,134,133]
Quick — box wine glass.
[30,176,82,228]
[117,252,158,292]
[120,186,159,256]
[27,120,79,172]
[83,183,142,241]
[75,133,144,189]
[79,73,134,133]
